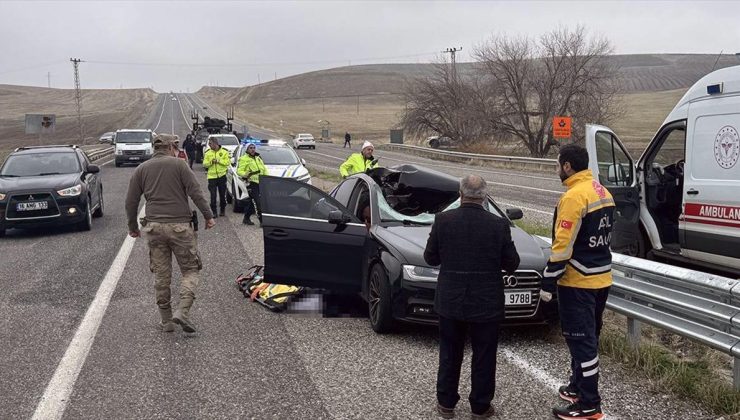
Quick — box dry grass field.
[197,54,737,156]
[0,85,158,160]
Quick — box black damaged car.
[259,164,554,333]
[0,145,104,236]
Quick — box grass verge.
[600,327,740,415]
[308,167,343,183]
[514,219,551,238]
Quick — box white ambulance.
[584,65,740,275]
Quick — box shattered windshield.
[377,190,504,225]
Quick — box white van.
[114,129,154,167]
[585,65,740,275]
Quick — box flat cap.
[153,133,179,147]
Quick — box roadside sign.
[25,114,56,135]
[553,116,572,139]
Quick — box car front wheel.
[368,264,394,334]
[77,201,92,231]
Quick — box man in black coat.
[344,131,351,148]
[424,174,520,419]
[182,134,197,169]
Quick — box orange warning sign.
[553,116,572,139]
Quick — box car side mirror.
[231,157,236,166]
[328,210,351,225]
[506,208,523,221]
[86,164,100,174]
[301,158,307,166]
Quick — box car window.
[1,152,81,177]
[258,147,300,165]
[348,181,371,220]
[594,131,633,187]
[213,135,239,146]
[262,178,358,222]
[116,131,151,143]
[332,178,358,205]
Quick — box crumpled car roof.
[368,164,460,216]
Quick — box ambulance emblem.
[714,126,740,169]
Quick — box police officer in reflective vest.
[339,141,378,178]
[203,137,231,217]
[542,144,615,420]
[237,143,268,225]
[126,134,215,333]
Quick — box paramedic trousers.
[142,222,203,316]
[437,316,500,415]
[558,285,610,407]
[244,183,262,221]
[208,176,227,215]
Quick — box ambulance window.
[652,128,686,168]
[594,131,633,187]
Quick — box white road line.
[152,95,167,132]
[175,94,192,129]
[32,207,145,420]
[170,99,175,134]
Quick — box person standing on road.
[237,143,268,225]
[424,175,520,419]
[125,134,216,334]
[183,134,197,169]
[203,137,230,217]
[542,144,614,420]
[344,132,351,148]
[339,141,378,178]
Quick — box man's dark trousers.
[437,316,500,415]
[208,176,227,214]
[244,183,262,222]
[559,285,610,407]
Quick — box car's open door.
[260,176,367,292]
[585,124,642,254]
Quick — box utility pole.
[443,47,463,80]
[70,58,84,143]
[257,73,261,85]
[47,72,51,88]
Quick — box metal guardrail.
[85,147,114,162]
[536,236,740,389]
[377,144,559,172]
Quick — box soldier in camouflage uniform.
[126,134,215,333]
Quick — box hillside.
[0,85,158,157]
[195,54,738,152]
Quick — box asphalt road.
[1,93,711,419]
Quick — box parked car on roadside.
[425,135,454,149]
[292,133,316,149]
[98,132,115,144]
[0,145,104,236]
[226,139,311,212]
[259,164,553,333]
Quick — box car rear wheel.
[368,264,394,334]
[92,187,104,218]
[115,162,121,167]
[0,228,5,238]
[429,139,440,148]
[77,201,92,231]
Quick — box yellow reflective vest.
[339,153,378,178]
[544,170,616,289]
[203,147,231,179]
[237,153,268,183]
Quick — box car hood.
[373,224,549,271]
[0,173,80,193]
[266,164,308,178]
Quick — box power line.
[443,47,463,80]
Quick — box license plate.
[129,156,140,160]
[17,201,48,211]
[504,291,531,306]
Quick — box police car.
[225,139,312,212]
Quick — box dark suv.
[0,145,104,236]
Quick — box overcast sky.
[1,0,738,92]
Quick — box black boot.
[243,215,255,225]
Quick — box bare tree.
[402,59,490,147]
[475,26,621,157]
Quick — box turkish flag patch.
[560,220,573,230]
